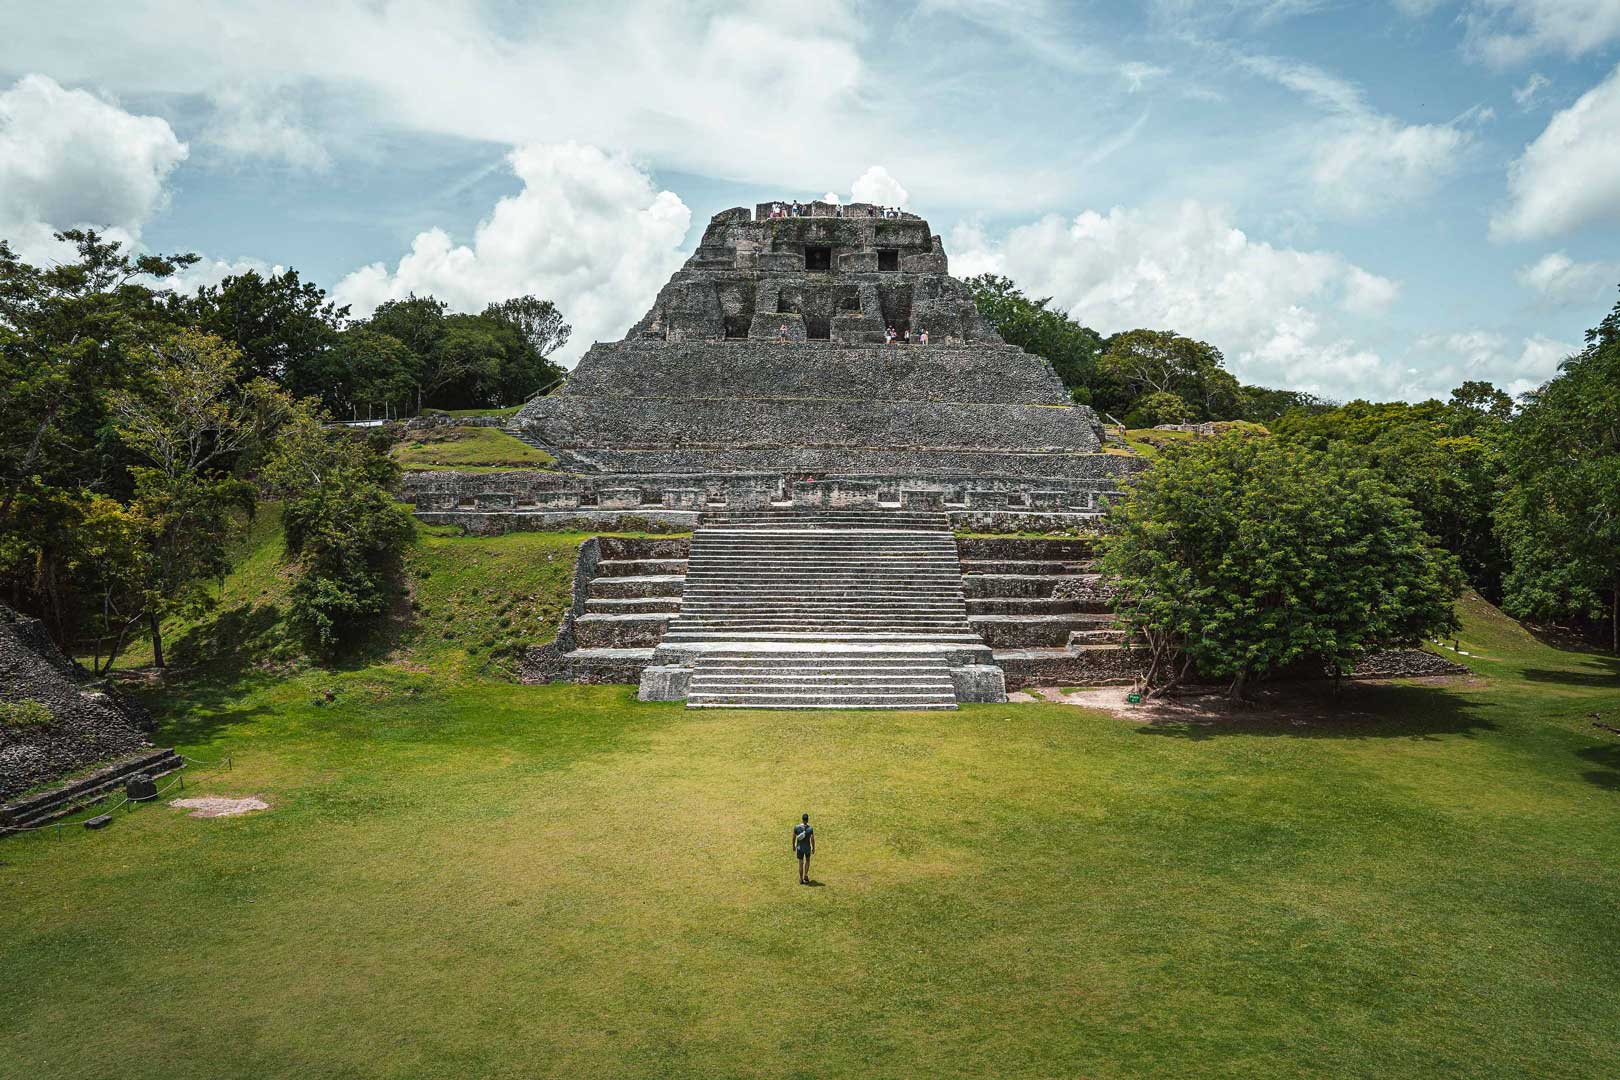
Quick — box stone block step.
[688,699,958,710]
[1,748,184,829]
[960,559,1093,575]
[585,597,684,614]
[969,613,1115,648]
[595,558,688,576]
[664,630,983,643]
[589,574,685,599]
[573,613,674,649]
[691,678,952,692]
[965,597,1082,615]
[961,574,1077,599]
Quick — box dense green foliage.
[1273,392,1510,596]
[1101,433,1464,697]
[264,411,414,656]
[963,274,1328,425]
[1496,297,1620,651]
[0,231,573,655]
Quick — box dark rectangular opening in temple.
[877,249,899,271]
[804,245,831,271]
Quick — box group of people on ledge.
[773,323,929,344]
[766,201,908,220]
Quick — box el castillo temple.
[403,200,1149,708]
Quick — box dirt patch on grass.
[1016,682,1461,728]
[170,795,270,818]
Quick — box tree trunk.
[1229,668,1248,703]
[1612,575,1618,657]
[149,610,165,669]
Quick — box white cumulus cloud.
[202,86,330,170]
[1464,0,1620,65]
[1515,250,1620,306]
[0,73,187,263]
[1492,63,1620,240]
[958,200,1407,399]
[1417,329,1578,397]
[334,143,691,365]
[849,166,909,208]
[1240,55,1471,215]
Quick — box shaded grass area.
[11,543,1620,1078]
[393,425,555,472]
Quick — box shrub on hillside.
[1100,433,1464,699]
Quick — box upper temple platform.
[511,202,1141,486]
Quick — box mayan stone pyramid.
[512,200,1131,496]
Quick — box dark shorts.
[796,846,811,858]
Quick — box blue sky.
[2,0,1619,401]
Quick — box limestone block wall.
[556,341,1069,404]
[522,397,1104,455]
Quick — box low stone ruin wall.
[400,467,1135,533]
[1,605,154,802]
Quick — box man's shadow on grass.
[1133,681,1495,742]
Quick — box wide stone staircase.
[640,509,1002,709]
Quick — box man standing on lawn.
[792,813,816,884]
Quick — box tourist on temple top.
[792,813,816,885]
[885,325,897,344]
[919,328,929,345]
[902,328,912,344]
[778,323,791,341]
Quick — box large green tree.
[184,268,347,385]
[1100,433,1463,699]
[1496,297,1620,652]
[107,328,292,667]
[264,407,414,656]
[0,231,196,641]
[1099,329,1246,424]
[1274,393,1510,595]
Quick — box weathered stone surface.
[637,665,692,701]
[0,604,154,801]
[951,664,1007,703]
[512,202,1125,489]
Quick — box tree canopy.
[1496,295,1620,651]
[1100,433,1464,699]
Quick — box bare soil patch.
[170,795,269,818]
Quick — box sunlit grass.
[13,524,1620,1079]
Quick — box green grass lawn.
[9,528,1620,1078]
[393,425,556,472]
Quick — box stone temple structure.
[407,200,1146,708]
[505,201,1127,495]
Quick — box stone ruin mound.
[0,603,155,802]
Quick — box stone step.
[961,559,1093,575]
[573,613,674,649]
[965,597,1082,616]
[970,613,1115,648]
[595,558,688,576]
[664,630,984,643]
[1,747,183,829]
[962,574,1084,599]
[585,597,684,614]
[691,678,952,692]
[687,698,958,710]
[589,575,685,599]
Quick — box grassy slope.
[9,526,1620,1079]
[393,426,556,472]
